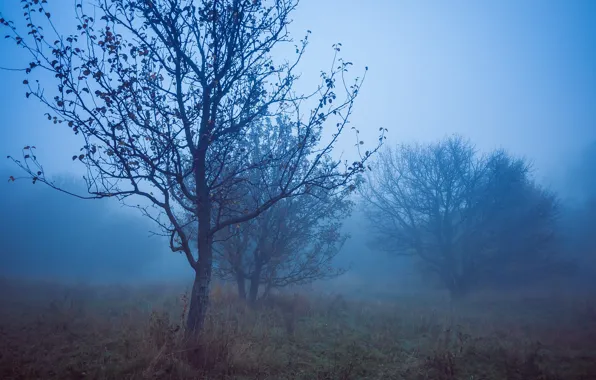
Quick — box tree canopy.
[1,0,382,334]
[361,135,559,298]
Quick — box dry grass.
[1,277,595,380]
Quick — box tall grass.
[1,277,595,379]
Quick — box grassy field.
[1,277,595,380]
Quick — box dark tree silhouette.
[1,0,382,335]
[361,135,559,298]
[214,186,352,304]
[561,141,596,286]
[176,115,354,304]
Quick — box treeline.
[3,135,594,299]
[205,135,595,301]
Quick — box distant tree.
[1,0,382,335]
[214,188,351,304]
[176,115,354,304]
[470,151,561,288]
[361,135,559,299]
[572,141,596,201]
[564,198,596,284]
[560,141,596,286]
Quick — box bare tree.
[201,114,354,303]
[1,0,382,334]
[468,150,560,288]
[214,187,351,304]
[560,141,596,286]
[361,135,558,298]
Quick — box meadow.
[1,277,595,380]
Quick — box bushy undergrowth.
[1,277,595,379]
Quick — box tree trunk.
[186,238,213,337]
[262,280,273,299]
[187,142,212,337]
[248,261,262,305]
[236,270,246,300]
[448,275,469,302]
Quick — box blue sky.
[1,0,595,187]
[289,0,596,185]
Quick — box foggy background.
[1,0,595,290]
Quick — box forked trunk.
[448,275,470,302]
[248,262,262,305]
[187,124,213,337]
[262,280,273,299]
[236,270,247,300]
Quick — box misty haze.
[0,0,595,379]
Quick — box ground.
[1,277,595,379]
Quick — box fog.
[0,172,190,283]
[0,167,412,290]
[2,142,594,295]
[0,0,595,378]
[1,0,594,291]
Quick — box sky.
[0,0,595,281]
[288,0,596,186]
[1,0,595,183]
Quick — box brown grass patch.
[1,277,595,379]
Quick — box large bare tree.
[209,115,353,303]
[361,135,558,298]
[1,0,382,334]
[214,186,352,304]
